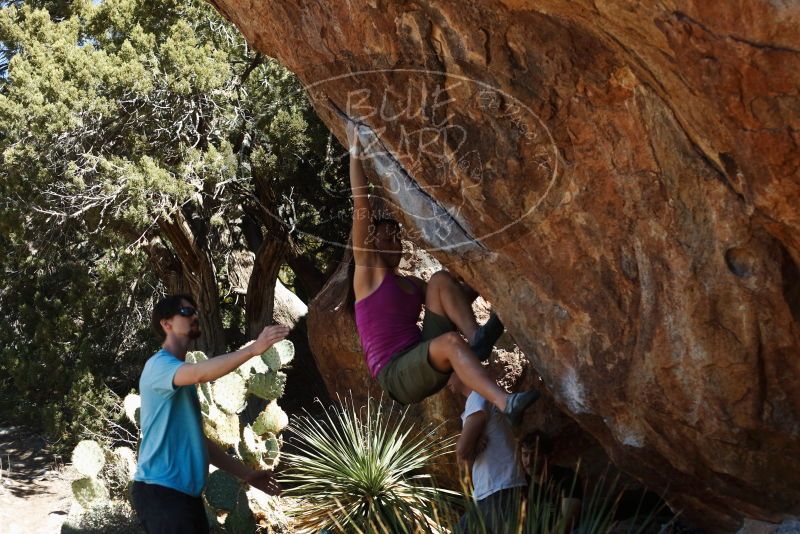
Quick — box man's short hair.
[151,294,197,340]
[520,431,554,456]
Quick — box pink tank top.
[354,272,424,377]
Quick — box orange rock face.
[208,0,800,529]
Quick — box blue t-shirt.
[133,349,209,496]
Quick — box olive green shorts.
[376,310,456,405]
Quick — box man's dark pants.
[459,486,525,533]
[132,481,209,534]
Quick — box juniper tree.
[0,0,349,443]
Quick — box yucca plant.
[281,395,459,533]
[444,453,669,534]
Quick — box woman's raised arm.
[347,122,374,267]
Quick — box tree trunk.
[245,236,287,337]
[145,237,191,295]
[286,253,327,302]
[157,209,226,356]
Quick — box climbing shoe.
[469,312,505,362]
[503,390,540,428]
[470,311,505,361]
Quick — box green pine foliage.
[0,0,350,448]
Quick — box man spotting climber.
[345,120,539,423]
[449,373,528,532]
[131,294,287,533]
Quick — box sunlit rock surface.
[208,0,800,529]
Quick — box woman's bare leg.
[428,332,507,410]
[426,271,479,341]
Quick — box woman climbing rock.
[345,121,539,424]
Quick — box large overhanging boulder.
[207,1,800,530]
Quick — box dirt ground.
[0,426,76,534]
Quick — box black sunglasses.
[178,306,199,317]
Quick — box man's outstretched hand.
[244,469,281,496]
[246,325,290,357]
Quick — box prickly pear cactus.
[264,434,280,462]
[202,403,222,438]
[252,432,281,469]
[72,440,106,478]
[201,404,241,449]
[216,412,242,448]
[72,477,109,508]
[247,371,286,401]
[187,350,215,403]
[200,339,294,529]
[252,401,289,436]
[101,446,137,500]
[247,488,291,531]
[224,492,257,532]
[122,393,141,427]
[260,350,281,374]
[212,372,247,414]
[205,469,242,512]
[238,345,270,376]
[262,339,294,370]
[240,425,268,469]
[111,447,136,477]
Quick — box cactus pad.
[204,421,222,447]
[197,380,214,408]
[247,488,289,530]
[101,447,136,500]
[202,403,241,448]
[240,425,266,460]
[224,493,256,532]
[247,371,286,401]
[72,477,109,508]
[204,402,224,424]
[205,469,242,512]
[122,393,141,426]
[264,434,280,462]
[215,412,241,448]
[110,446,137,479]
[212,372,247,414]
[238,344,269,375]
[260,350,282,373]
[252,401,288,436]
[188,353,214,405]
[72,440,106,477]
[261,339,294,370]
[199,394,211,416]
